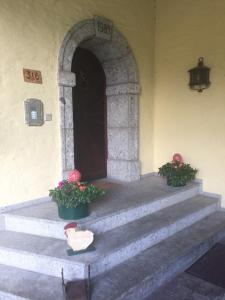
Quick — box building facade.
[1,0,225,208]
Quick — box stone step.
[2,178,201,239]
[1,211,224,300]
[0,264,63,300]
[146,272,225,300]
[0,195,218,280]
[91,211,225,300]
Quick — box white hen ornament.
[64,222,94,252]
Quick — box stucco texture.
[154,0,225,205]
[0,0,155,206]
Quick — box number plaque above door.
[23,68,42,84]
[94,16,113,41]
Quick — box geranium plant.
[158,154,198,187]
[49,170,105,208]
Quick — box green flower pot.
[166,177,186,187]
[58,203,89,220]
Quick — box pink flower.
[172,153,183,166]
[68,169,81,183]
[58,181,64,189]
[79,186,86,192]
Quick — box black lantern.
[188,57,210,92]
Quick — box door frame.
[58,18,141,181]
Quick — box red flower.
[172,153,183,166]
[68,169,81,183]
[79,186,86,192]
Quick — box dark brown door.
[72,47,107,180]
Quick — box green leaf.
[158,161,198,187]
[49,181,105,208]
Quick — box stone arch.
[58,18,140,181]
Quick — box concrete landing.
[6,177,199,221]
[3,176,201,238]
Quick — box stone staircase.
[145,272,225,300]
[0,176,225,300]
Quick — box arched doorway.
[72,47,107,180]
[58,18,141,181]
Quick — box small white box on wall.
[24,98,44,126]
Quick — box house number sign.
[23,68,42,84]
[94,16,113,40]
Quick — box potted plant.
[49,170,105,220]
[158,153,198,187]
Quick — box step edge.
[5,184,200,222]
[0,246,86,267]
[0,202,218,277]
[115,220,225,300]
[4,185,201,237]
[4,215,67,240]
[0,197,51,214]
[2,198,218,256]
[200,190,222,200]
[90,202,219,276]
[84,185,201,230]
[0,290,30,300]
[105,200,219,247]
[3,214,67,226]
[0,246,87,280]
[99,201,219,257]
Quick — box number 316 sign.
[23,68,42,84]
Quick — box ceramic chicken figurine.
[64,222,94,252]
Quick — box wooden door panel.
[72,47,107,180]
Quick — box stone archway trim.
[58,18,141,182]
[58,71,76,87]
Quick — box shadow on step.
[62,268,91,300]
[63,280,88,300]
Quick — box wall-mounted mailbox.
[24,98,44,126]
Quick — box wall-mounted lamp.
[188,57,210,92]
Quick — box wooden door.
[72,47,107,180]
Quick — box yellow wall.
[0,0,155,206]
[154,0,225,205]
